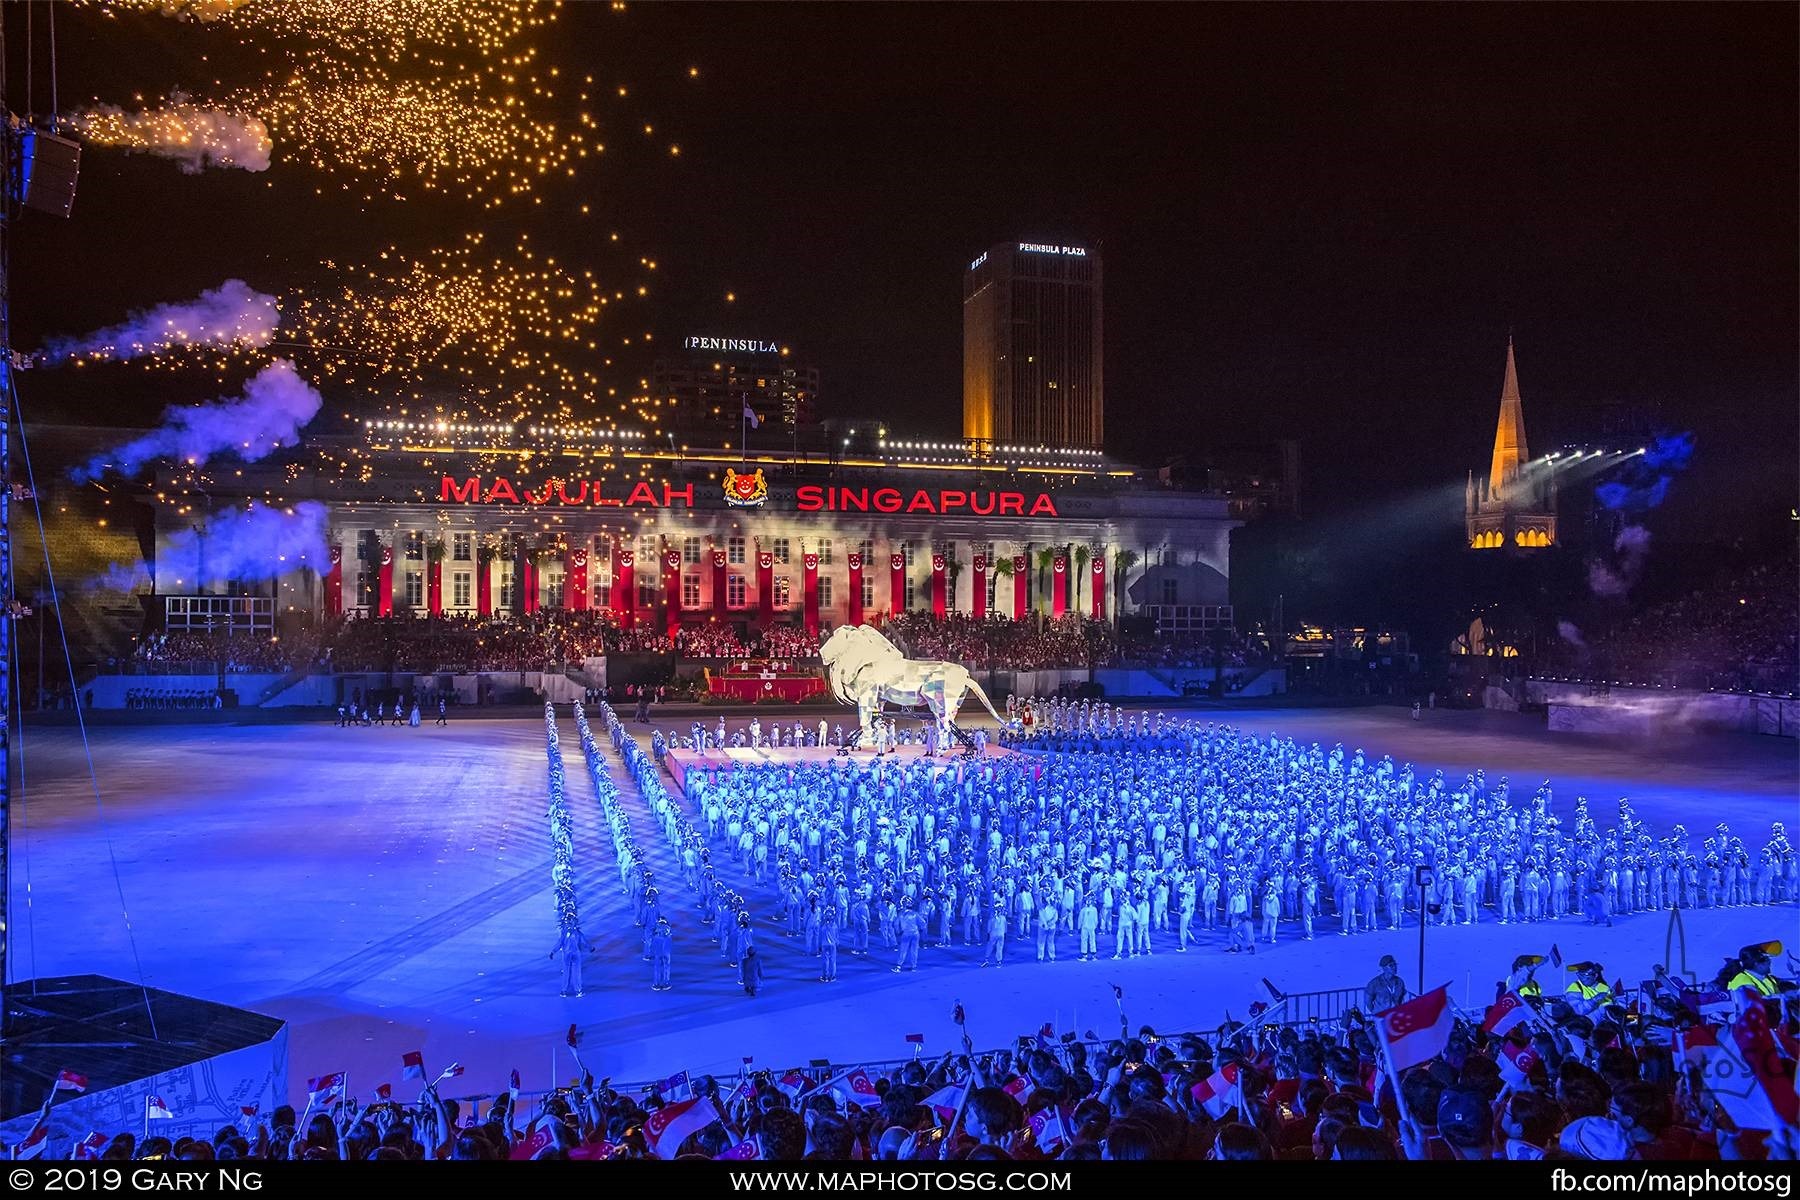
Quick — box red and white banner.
[1091,553,1106,620]
[756,549,775,626]
[890,552,906,616]
[664,549,683,640]
[1679,1004,1800,1131]
[520,553,539,615]
[846,552,864,625]
[477,556,492,616]
[55,1070,89,1093]
[971,554,988,619]
[1051,552,1068,617]
[376,544,394,617]
[1012,554,1028,620]
[931,552,947,619]
[644,1096,717,1159]
[324,544,343,616]
[613,545,635,630]
[923,1084,963,1125]
[567,547,589,611]
[710,548,728,615]
[802,552,820,638]
[427,558,443,616]
[1376,985,1453,1073]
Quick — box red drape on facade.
[477,556,493,616]
[971,554,987,620]
[890,552,905,617]
[1091,553,1106,620]
[710,548,728,617]
[802,552,820,638]
[757,550,774,626]
[566,547,589,611]
[522,555,539,615]
[931,552,947,619]
[376,545,394,617]
[1051,552,1068,617]
[846,552,864,626]
[324,544,343,616]
[1012,554,1028,620]
[614,545,635,629]
[427,559,443,616]
[664,548,682,640]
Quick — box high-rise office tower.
[962,241,1103,451]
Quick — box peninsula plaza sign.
[1018,242,1087,257]
[438,474,1060,517]
[683,335,780,354]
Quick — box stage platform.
[665,741,1021,800]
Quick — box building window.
[356,531,376,563]
[819,576,833,608]
[774,576,791,607]
[861,577,874,610]
[817,537,834,565]
[772,537,791,564]
[1161,579,1178,605]
[404,571,424,608]
[638,579,655,606]
[903,541,916,567]
[683,536,702,564]
[858,539,874,562]
[547,572,565,609]
[356,570,374,608]
[594,537,611,562]
[452,571,472,609]
[595,582,611,608]
[1161,549,1177,566]
[682,574,701,608]
[452,532,472,562]
[727,536,746,565]
[639,536,658,562]
[727,574,747,608]
[405,531,425,561]
[905,577,916,609]
[498,569,515,610]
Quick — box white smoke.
[1589,524,1653,598]
[74,359,320,482]
[69,97,272,173]
[1557,620,1586,647]
[38,279,278,364]
[96,501,327,593]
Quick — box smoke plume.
[38,279,278,364]
[1587,524,1652,598]
[95,501,327,593]
[68,97,272,173]
[1557,620,1586,648]
[74,359,320,482]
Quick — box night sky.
[9,1,1795,533]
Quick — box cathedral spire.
[1488,335,1529,500]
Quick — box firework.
[89,0,556,60]
[243,60,585,205]
[285,232,615,418]
[68,96,273,173]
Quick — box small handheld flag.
[400,1051,426,1081]
[145,1095,174,1121]
[54,1070,89,1093]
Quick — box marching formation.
[617,699,1796,991]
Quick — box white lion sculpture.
[819,624,1007,751]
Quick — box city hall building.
[145,422,1241,639]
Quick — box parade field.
[8,705,1794,1104]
